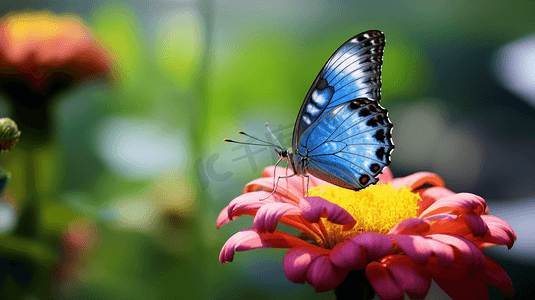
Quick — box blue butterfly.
[228,30,393,191]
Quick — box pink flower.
[217,166,516,299]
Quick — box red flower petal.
[215,191,275,228]
[366,261,404,300]
[243,177,301,202]
[388,218,431,235]
[350,232,393,261]
[283,245,331,283]
[391,235,455,267]
[306,255,349,292]
[253,202,301,233]
[481,256,514,299]
[420,193,487,219]
[382,255,432,299]
[329,240,368,269]
[391,235,434,264]
[299,197,356,230]
[421,213,456,222]
[470,215,516,249]
[417,186,455,215]
[219,228,310,264]
[427,256,490,300]
[391,172,445,190]
[426,216,474,237]
[420,186,455,202]
[261,166,331,188]
[425,212,489,238]
[460,213,489,237]
[428,234,485,276]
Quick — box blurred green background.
[0,0,534,299]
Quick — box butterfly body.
[276,30,394,191]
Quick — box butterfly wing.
[298,99,394,190]
[292,30,385,151]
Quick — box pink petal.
[391,235,433,264]
[383,255,432,299]
[420,186,455,202]
[428,234,485,276]
[481,215,516,243]
[300,197,356,230]
[261,166,288,178]
[216,209,233,228]
[460,213,488,237]
[279,215,324,238]
[366,261,404,300]
[388,218,431,235]
[420,193,487,219]
[423,238,455,267]
[425,212,489,238]
[261,166,331,188]
[391,172,445,190]
[426,215,476,238]
[377,167,393,183]
[219,228,310,264]
[253,202,301,232]
[421,213,456,222]
[390,234,454,267]
[350,232,393,261]
[306,255,349,292]
[216,191,276,229]
[470,215,516,249]
[481,256,514,298]
[417,186,455,216]
[243,177,301,202]
[283,245,331,283]
[329,240,368,269]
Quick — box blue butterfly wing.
[298,99,394,190]
[292,30,385,148]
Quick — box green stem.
[14,149,41,239]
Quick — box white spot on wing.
[306,103,320,116]
[311,89,328,106]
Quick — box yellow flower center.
[308,183,420,248]
[3,12,88,46]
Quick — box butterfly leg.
[259,172,296,201]
[301,174,310,197]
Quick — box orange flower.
[0,11,113,87]
[0,11,115,140]
[217,167,516,299]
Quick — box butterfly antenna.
[224,139,275,147]
[238,131,279,147]
[265,122,284,149]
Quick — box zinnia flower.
[0,11,114,141]
[217,166,516,299]
[0,11,112,88]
